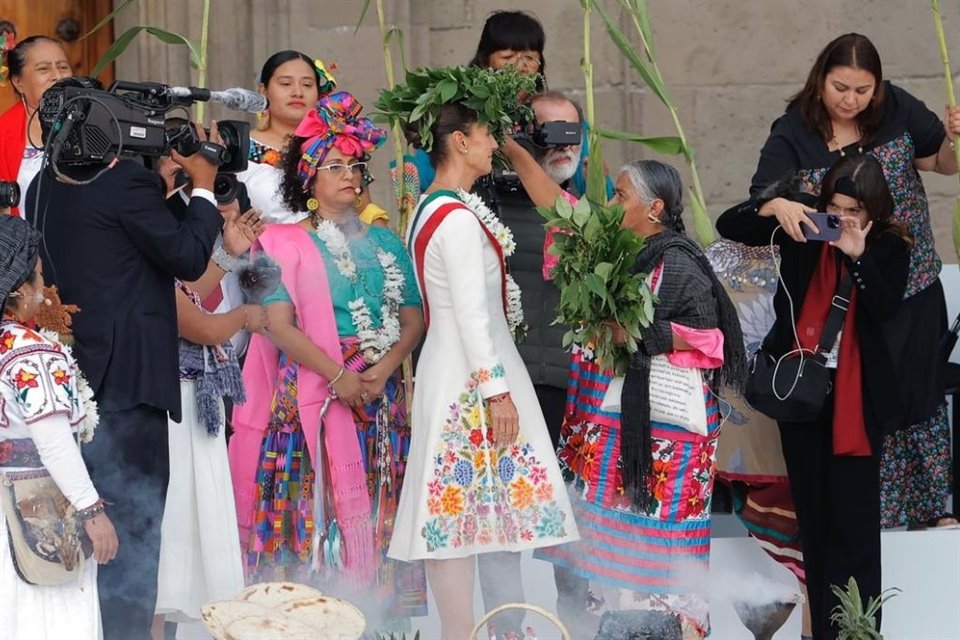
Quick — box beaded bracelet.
[487,392,511,404]
[77,499,106,521]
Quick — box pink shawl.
[228,223,374,583]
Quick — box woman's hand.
[947,104,960,141]
[242,305,269,334]
[830,217,871,260]
[223,208,265,257]
[83,512,119,564]
[488,393,520,446]
[758,197,817,242]
[359,364,389,402]
[333,369,365,407]
[606,320,628,345]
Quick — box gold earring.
[461,147,469,155]
[306,197,319,211]
[354,194,363,208]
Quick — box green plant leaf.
[556,195,575,220]
[384,26,408,74]
[596,129,683,155]
[594,262,614,281]
[91,25,144,77]
[355,0,373,35]
[82,0,137,40]
[144,27,201,67]
[586,130,607,203]
[591,0,672,107]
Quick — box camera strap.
[817,272,854,354]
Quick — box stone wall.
[114,0,960,261]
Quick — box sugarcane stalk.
[931,0,960,260]
[194,0,210,123]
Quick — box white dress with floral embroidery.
[389,190,578,561]
[0,321,102,640]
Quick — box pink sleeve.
[542,190,579,281]
[667,322,725,369]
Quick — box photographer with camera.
[26,81,227,637]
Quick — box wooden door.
[0,0,114,113]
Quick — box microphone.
[166,86,268,113]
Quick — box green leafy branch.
[374,65,538,154]
[540,195,656,375]
[830,577,900,640]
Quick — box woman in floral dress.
[390,101,578,640]
[741,33,960,529]
[228,92,427,622]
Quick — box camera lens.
[828,215,840,229]
[0,181,21,209]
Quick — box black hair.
[424,102,480,169]
[818,154,910,247]
[259,49,321,86]
[789,33,885,146]
[619,160,686,234]
[470,11,546,77]
[6,35,63,96]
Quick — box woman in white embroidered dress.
[0,214,117,639]
[390,101,578,639]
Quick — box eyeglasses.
[316,162,367,177]
[499,52,542,69]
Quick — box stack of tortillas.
[201,582,366,640]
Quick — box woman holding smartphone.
[718,154,911,640]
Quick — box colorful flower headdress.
[0,31,15,87]
[294,91,387,189]
[315,58,337,96]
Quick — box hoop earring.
[647,213,661,224]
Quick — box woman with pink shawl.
[228,92,427,620]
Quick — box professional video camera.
[0,181,20,209]
[37,77,265,192]
[512,119,581,150]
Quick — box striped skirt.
[537,346,720,635]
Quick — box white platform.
[410,527,960,639]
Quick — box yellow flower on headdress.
[314,58,337,96]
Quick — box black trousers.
[534,384,567,451]
[778,397,881,640]
[84,405,170,640]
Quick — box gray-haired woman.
[537,160,746,638]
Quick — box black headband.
[834,175,861,200]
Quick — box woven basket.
[468,603,571,640]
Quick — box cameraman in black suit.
[27,116,225,639]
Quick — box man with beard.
[476,90,594,638]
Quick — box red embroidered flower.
[651,459,671,501]
[0,441,12,464]
[52,366,70,386]
[0,330,14,353]
[14,369,38,390]
[520,530,534,542]
[262,149,282,167]
[469,429,484,447]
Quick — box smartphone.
[802,212,842,242]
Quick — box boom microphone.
[166,86,268,113]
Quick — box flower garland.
[313,219,403,363]
[457,189,527,342]
[37,329,99,443]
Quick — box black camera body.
[513,120,582,149]
[0,181,20,209]
[38,78,248,174]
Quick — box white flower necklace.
[456,189,527,341]
[37,329,99,443]
[312,218,404,363]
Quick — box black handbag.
[745,274,853,422]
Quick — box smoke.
[708,569,803,607]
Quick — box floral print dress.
[389,191,578,561]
